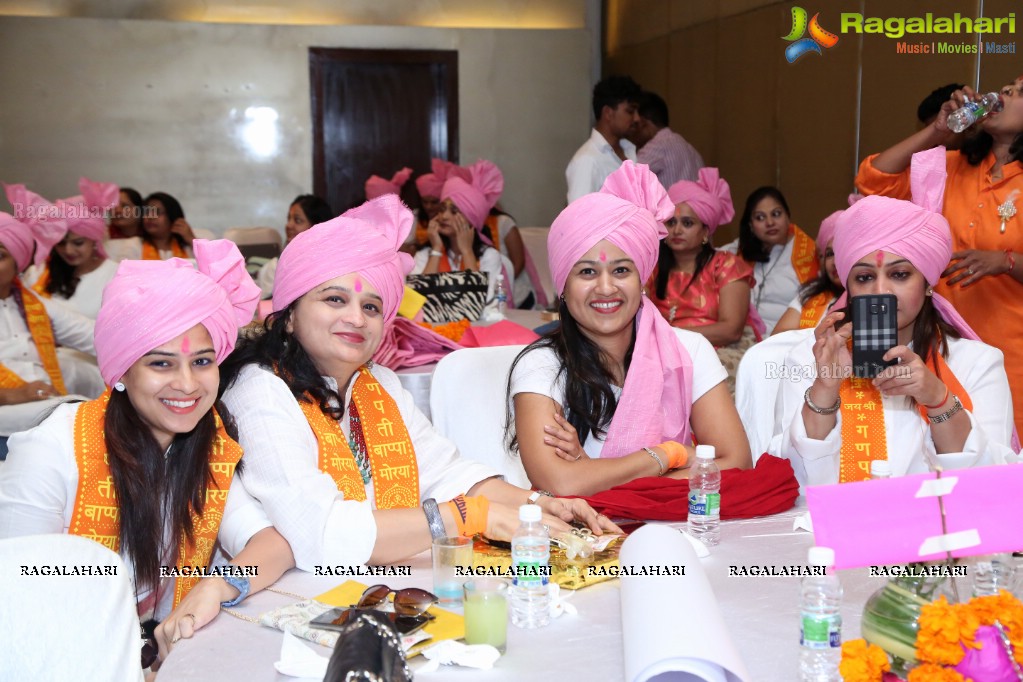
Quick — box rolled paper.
[619,525,751,682]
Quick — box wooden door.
[310,48,458,215]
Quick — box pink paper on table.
[806,464,1023,570]
[372,316,461,370]
[459,320,539,348]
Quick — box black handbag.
[405,270,489,323]
[323,610,413,682]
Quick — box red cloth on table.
[577,454,799,522]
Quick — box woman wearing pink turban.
[411,159,468,249]
[220,195,616,570]
[770,148,1018,491]
[9,178,120,319]
[507,162,752,497]
[646,168,755,394]
[0,239,294,668]
[0,203,99,453]
[412,159,514,305]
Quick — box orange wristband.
[447,495,490,538]
[657,441,689,470]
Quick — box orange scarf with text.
[838,350,972,482]
[0,280,67,394]
[799,293,832,329]
[142,239,188,261]
[296,366,420,509]
[69,391,242,607]
[790,224,819,284]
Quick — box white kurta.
[105,237,193,262]
[767,334,1017,490]
[23,259,118,319]
[220,362,498,571]
[412,245,507,304]
[0,402,272,619]
[508,328,727,459]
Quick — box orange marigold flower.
[907,663,965,681]
[418,318,471,342]
[839,639,890,682]
[917,597,968,665]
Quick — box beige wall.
[0,11,595,233]
[606,0,1021,245]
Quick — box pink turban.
[440,159,504,231]
[816,194,862,257]
[94,239,260,386]
[0,213,36,273]
[272,194,414,323]
[833,147,979,341]
[3,184,68,268]
[548,161,695,458]
[416,159,469,199]
[53,177,119,259]
[365,167,413,200]
[666,167,735,234]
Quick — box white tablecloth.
[157,506,888,681]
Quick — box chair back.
[224,226,283,247]
[517,227,554,306]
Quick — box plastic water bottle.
[688,445,721,545]
[495,272,508,316]
[509,504,551,628]
[973,554,1016,597]
[948,92,1003,133]
[799,546,842,682]
[869,460,892,479]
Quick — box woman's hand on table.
[483,501,571,540]
[943,249,1012,287]
[154,577,236,661]
[545,411,585,462]
[535,496,623,535]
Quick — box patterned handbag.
[405,271,489,323]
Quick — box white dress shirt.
[220,363,498,570]
[23,259,119,319]
[509,328,727,459]
[637,126,705,189]
[767,334,1017,491]
[565,128,637,203]
[0,402,272,619]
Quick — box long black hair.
[959,130,1023,165]
[798,246,844,306]
[43,245,81,299]
[738,186,791,264]
[291,194,334,227]
[103,388,233,594]
[144,192,188,250]
[653,240,715,300]
[219,302,343,419]
[505,297,636,450]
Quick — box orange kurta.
[856,150,1023,434]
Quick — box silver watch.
[422,498,447,540]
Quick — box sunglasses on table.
[353,584,438,617]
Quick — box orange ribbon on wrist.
[447,495,490,537]
[657,441,689,470]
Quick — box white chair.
[517,227,554,307]
[223,226,283,247]
[0,534,144,681]
[429,345,531,488]
[734,329,813,461]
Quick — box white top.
[0,402,272,619]
[491,214,535,307]
[767,334,1018,490]
[257,257,278,300]
[411,245,507,304]
[721,236,801,334]
[105,236,193,262]
[508,328,727,458]
[565,128,637,203]
[220,363,498,570]
[23,258,118,319]
[0,291,97,436]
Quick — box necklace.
[347,399,372,485]
[754,251,783,309]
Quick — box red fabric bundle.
[578,454,799,522]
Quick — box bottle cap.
[519,503,542,522]
[869,460,892,478]
[808,546,835,567]
[695,445,715,460]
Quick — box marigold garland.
[839,640,890,682]
[905,663,965,681]
[417,318,471,342]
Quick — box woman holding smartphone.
[768,148,1017,489]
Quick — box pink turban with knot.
[440,159,503,232]
[365,167,413,200]
[54,177,119,260]
[833,147,979,342]
[548,160,696,458]
[816,194,863,258]
[94,239,260,386]
[415,158,453,199]
[3,183,68,268]
[272,194,414,323]
[666,167,735,234]
[0,213,36,273]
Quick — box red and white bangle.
[1006,250,1016,273]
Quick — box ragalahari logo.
[782,7,839,62]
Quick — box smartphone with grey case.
[851,294,898,378]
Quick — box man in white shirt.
[632,91,704,189]
[565,75,642,203]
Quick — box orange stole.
[0,280,67,394]
[142,240,188,260]
[296,367,419,509]
[483,215,501,251]
[69,391,242,607]
[799,293,831,329]
[790,225,819,285]
[31,267,52,298]
[838,352,973,483]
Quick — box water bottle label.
[688,491,720,516]
[799,614,841,649]
[512,560,549,587]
